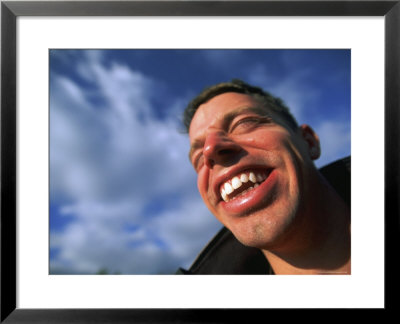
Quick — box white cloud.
[150,197,221,264]
[51,194,221,274]
[50,50,221,274]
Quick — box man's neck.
[262,174,351,275]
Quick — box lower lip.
[219,169,278,215]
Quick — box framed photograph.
[2,0,398,322]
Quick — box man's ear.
[299,124,321,160]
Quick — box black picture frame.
[1,0,398,322]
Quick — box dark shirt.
[177,156,351,275]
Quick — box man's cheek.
[197,172,208,200]
[197,167,208,188]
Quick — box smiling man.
[178,79,351,275]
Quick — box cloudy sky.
[49,49,351,275]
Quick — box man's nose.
[203,131,242,168]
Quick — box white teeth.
[240,173,248,183]
[220,170,269,202]
[249,172,257,183]
[221,189,228,202]
[224,182,233,194]
[231,177,242,189]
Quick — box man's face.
[188,92,320,250]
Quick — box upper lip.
[213,163,272,201]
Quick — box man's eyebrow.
[188,106,269,162]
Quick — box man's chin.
[228,213,295,251]
[230,226,278,250]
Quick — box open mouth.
[220,169,272,202]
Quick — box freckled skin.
[189,92,322,252]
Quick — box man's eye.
[230,116,271,133]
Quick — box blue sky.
[49,49,351,274]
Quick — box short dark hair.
[183,79,298,132]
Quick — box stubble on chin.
[236,202,300,251]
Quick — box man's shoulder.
[177,156,351,275]
[319,156,351,206]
